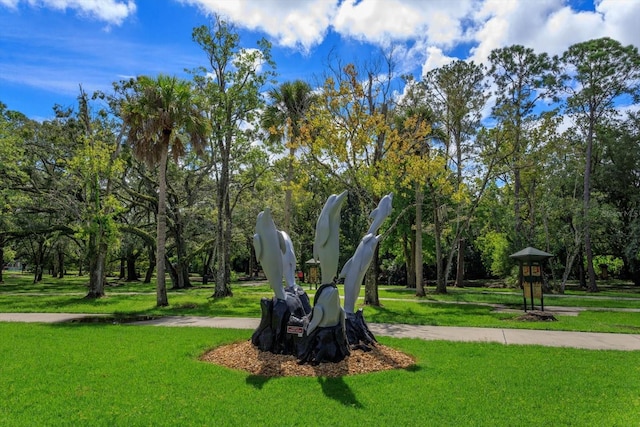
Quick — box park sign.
[510,247,554,312]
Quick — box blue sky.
[1,0,639,121]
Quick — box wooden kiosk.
[510,247,553,312]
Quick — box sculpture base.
[345,309,377,351]
[297,322,350,365]
[251,286,311,355]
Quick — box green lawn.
[1,272,640,334]
[1,322,638,426]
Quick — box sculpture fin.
[277,230,286,254]
[253,234,262,262]
[339,257,352,278]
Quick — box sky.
[1,0,639,121]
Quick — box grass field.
[2,273,640,425]
[1,322,639,426]
[1,272,639,334]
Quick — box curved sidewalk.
[1,313,640,351]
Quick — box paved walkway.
[2,312,640,351]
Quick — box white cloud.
[468,0,640,66]
[333,0,475,48]
[178,0,338,52]
[595,0,640,47]
[1,0,136,25]
[421,46,455,76]
[179,0,480,53]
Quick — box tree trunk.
[403,233,416,288]
[224,189,233,286]
[203,246,215,280]
[126,251,139,281]
[155,145,169,306]
[455,238,465,287]
[144,244,155,284]
[247,237,256,279]
[433,197,447,294]
[58,248,64,278]
[34,237,50,283]
[284,145,294,234]
[583,120,598,292]
[170,211,191,289]
[576,247,586,289]
[364,246,380,305]
[561,251,578,294]
[0,237,4,283]
[513,159,523,250]
[166,257,179,289]
[86,241,107,298]
[415,183,425,296]
[213,146,233,298]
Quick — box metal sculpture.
[313,190,348,284]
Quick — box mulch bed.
[515,311,558,322]
[200,340,416,377]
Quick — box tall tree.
[594,113,640,285]
[561,37,640,292]
[261,80,314,234]
[0,103,31,283]
[301,53,402,305]
[118,74,208,306]
[191,14,275,298]
[421,60,489,289]
[391,77,439,297]
[71,88,123,298]
[489,45,559,249]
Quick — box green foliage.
[4,35,640,296]
[592,255,624,277]
[475,230,511,277]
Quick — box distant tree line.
[1,14,639,305]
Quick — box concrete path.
[2,312,640,351]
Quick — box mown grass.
[1,322,639,426]
[1,272,640,333]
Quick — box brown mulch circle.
[515,310,558,322]
[200,340,416,377]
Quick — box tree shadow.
[316,375,363,408]
[244,349,282,389]
[245,374,271,389]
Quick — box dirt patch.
[515,311,557,322]
[200,340,416,377]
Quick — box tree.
[561,37,640,292]
[118,74,208,306]
[261,80,314,234]
[594,113,640,285]
[421,60,489,289]
[191,15,276,298]
[488,45,560,250]
[0,103,31,283]
[70,88,124,298]
[301,53,402,305]
[390,77,439,296]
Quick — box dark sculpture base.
[297,323,350,365]
[251,283,351,365]
[251,285,311,355]
[345,309,377,351]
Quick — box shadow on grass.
[244,369,368,409]
[246,374,270,389]
[317,376,363,408]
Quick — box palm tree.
[119,74,208,306]
[261,80,313,233]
